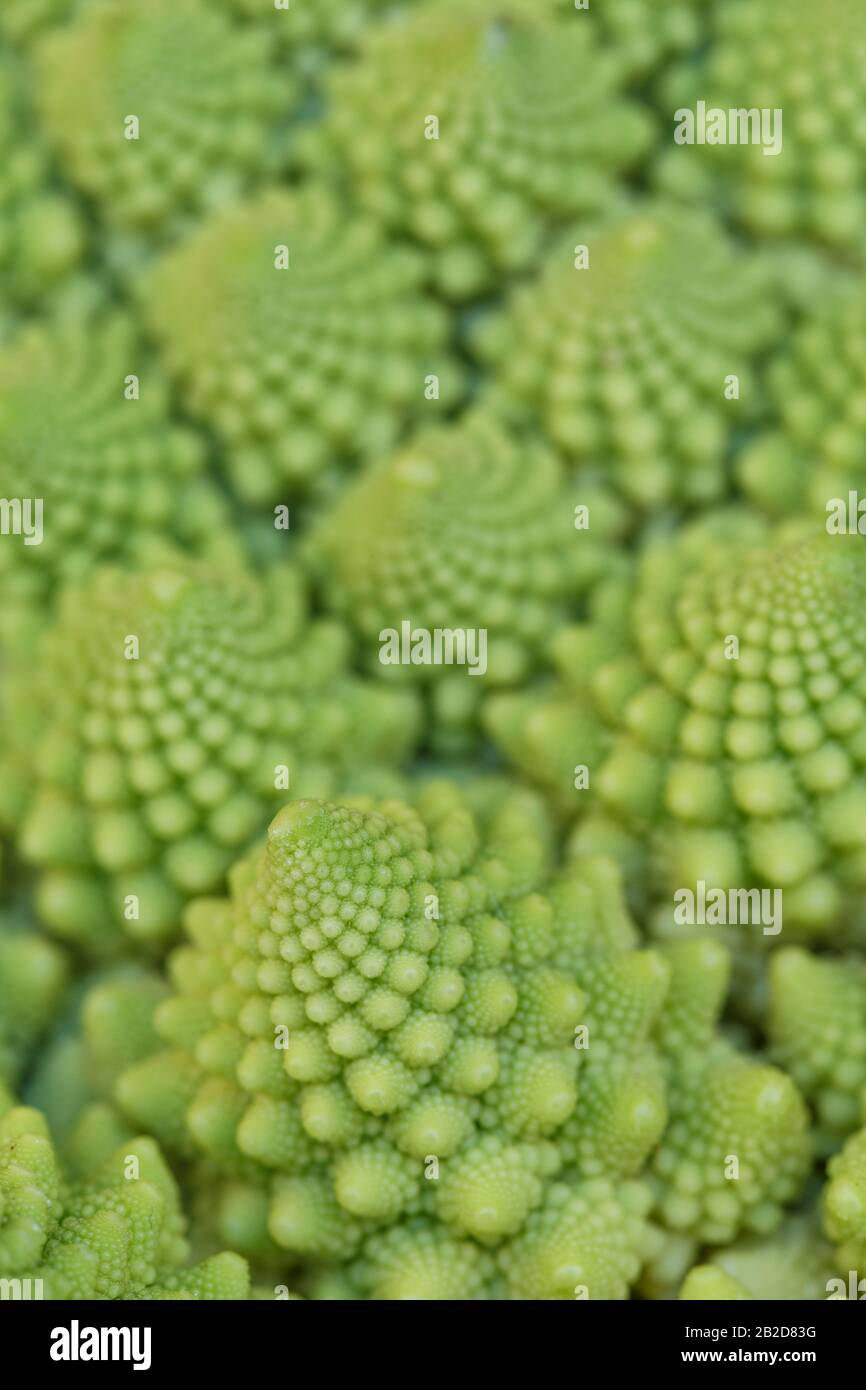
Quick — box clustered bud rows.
[2,0,866,1306]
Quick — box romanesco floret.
[299,3,650,298]
[13,563,419,951]
[111,788,815,1295]
[823,1121,866,1276]
[651,938,810,1243]
[142,187,458,504]
[23,968,171,1144]
[659,0,866,251]
[34,0,291,237]
[0,314,238,631]
[768,948,866,1153]
[1,0,863,1313]
[739,281,866,515]
[489,525,866,940]
[473,203,780,508]
[308,412,627,750]
[114,786,673,1298]
[0,1097,249,1299]
[589,0,705,80]
[680,1211,835,1301]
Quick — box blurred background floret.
[34,0,293,248]
[488,524,866,943]
[0,54,88,337]
[142,187,460,506]
[0,314,238,641]
[308,411,628,752]
[473,203,781,510]
[739,280,866,516]
[0,908,69,1088]
[299,1,652,298]
[5,564,418,953]
[658,0,866,254]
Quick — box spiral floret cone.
[113,785,812,1295]
[659,0,866,252]
[34,0,291,236]
[650,939,810,1244]
[10,563,419,952]
[143,187,459,504]
[114,786,679,1298]
[309,412,628,747]
[489,523,866,940]
[0,313,239,626]
[300,2,652,298]
[0,1096,249,1299]
[474,203,780,509]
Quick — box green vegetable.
[0,314,238,638]
[12,563,418,951]
[659,0,866,249]
[0,0,865,1309]
[768,948,866,1153]
[678,1207,837,1302]
[824,1121,866,1275]
[113,785,808,1296]
[35,0,291,237]
[300,3,651,297]
[0,916,68,1085]
[489,523,866,939]
[0,1096,249,1299]
[590,0,705,80]
[309,411,627,749]
[474,204,780,508]
[143,187,459,504]
[740,281,866,514]
[0,54,86,333]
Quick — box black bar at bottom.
[0,1295,857,1377]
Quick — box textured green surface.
[301,3,651,296]
[660,0,866,250]
[10,564,418,951]
[489,526,866,940]
[35,0,291,236]
[474,204,780,508]
[0,1096,249,1298]
[0,0,865,1304]
[143,187,459,503]
[109,789,810,1295]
